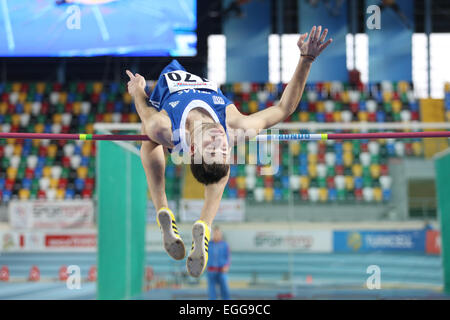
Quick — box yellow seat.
[264,188,274,202]
[308,153,317,164]
[12,114,21,126]
[352,163,362,177]
[123,93,132,104]
[249,101,258,113]
[319,188,328,202]
[412,142,423,156]
[56,188,66,200]
[34,123,45,133]
[343,142,352,153]
[24,102,32,114]
[236,177,246,189]
[265,83,275,93]
[316,101,325,112]
[308,164,317,178]
[333,111,342,122]
[85,123,94,134]
[0,102,7,114]
[43,166,52,178]
[47,144,58,158]
[233,83,242,94]
[343,151,353,167]
[300,176,310,189]
[392,100,402,113]
[290,142,300,156]
[300,112,309,122]
[53,114,62,124]
[59,92,67,104]
[73,102,81,115]
[77,166,88,179]
[36,82,46,94]
[19,189,30,200]
[50,178,59,189]
[370,164,381,179]
[103,113,113,123]
[373,188,383,202]
[345,176,354,190]
[12,82,21,92]
[7,167,17,180]
[341,91,350,104]
[82,143,92,157]
[358,112,368,122]
[93,82,104,94]
[13,145,22,157]
[398,81,409,93]
[19,92,27,104]
[383,91,392,102]
[128,113,139,123]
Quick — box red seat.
[25,168,34,179]
[85,178,94,190]
[65,103,73,113]
[264,176,274,188]
[354,188,363,201]
[238,189,246,198]
[58,178,68,189]
[62,156,71,168]
[335,165,344,175]
[82,189,92,199]
[300,188,308,200]
[5,179,15,190]
[37,190,46,199]
[228,177,237,188]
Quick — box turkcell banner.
[8,200,94,229]
[179,199,245,222]
[334,230,426,253]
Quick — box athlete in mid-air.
[126,26,332,277]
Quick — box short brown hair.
[190,157,229,185]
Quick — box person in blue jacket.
[207,226,231,300]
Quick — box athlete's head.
[190,122,230,185]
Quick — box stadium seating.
[0,80,432,204]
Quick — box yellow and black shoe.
[186,220,210,278]
[156,207,185,260]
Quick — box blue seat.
[382,189,392,201]
[65,189,75,199]
[328,188,337,201]
[22,178,32,189]
[75,178,85,191]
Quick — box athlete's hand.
[297,25,332,60]
[126,70,147,97]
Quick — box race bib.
[164,70,218,93]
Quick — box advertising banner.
[333,230,426,253]
[9,200,94,229]
[425,230,441,255]
[179,199,245,222]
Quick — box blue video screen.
[0,0,197,57]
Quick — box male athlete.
[126,26,332,277]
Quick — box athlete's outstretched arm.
[226,26,332,135]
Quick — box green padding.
[97,141,147,300]
[435,150,450,294]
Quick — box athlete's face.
[192,123,229,164]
